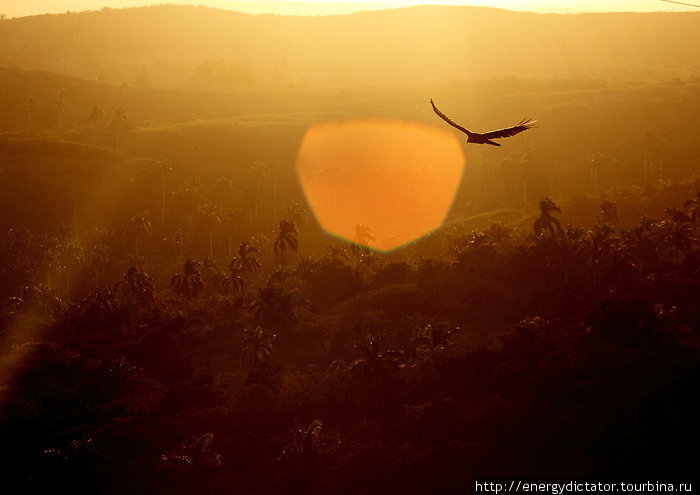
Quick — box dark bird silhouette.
[430,99,536,147]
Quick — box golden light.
[296,119,465,252]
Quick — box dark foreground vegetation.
[1,179,699,493]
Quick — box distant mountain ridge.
[0,4,699,87]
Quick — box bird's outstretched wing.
[482,119,537,139]
[430,99,471,136]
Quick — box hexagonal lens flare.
[296,119,465,252]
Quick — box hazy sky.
[0,0,697,18]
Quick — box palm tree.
[230,241,260,301]
[350,333,402,379]
[604,239,638,293]
[112,107,126,152]
[661,217,698,266]
[88,106,105,146]
[684,192,700,223]
[250,284,304,331]
[413,321,460,358]
[597,199,618,226]
[7,227,31,256]
[240,326,274,371]
[10,285,64,320]
[485,222,512,245]
[162,229,186,265]
[171,178,202,228]
[294,255,319,281]
[127,214,151,259]
[274,221,298,289]
[533,198,562,237]
[627,219,660,278]
[171,259,204,310]
[221,265,246,298]
[280,420,323,461]
[114,266,155,320]
[326,244,349,263]
[80,287,117,321]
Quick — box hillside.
[1,5,700,87]
[2,64,700,237]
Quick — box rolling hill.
[0,5,699,87]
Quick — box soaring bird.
[430,99,536,147]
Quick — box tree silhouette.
[279,420,323,461]
[533,198,563,236]
[230,241,260,301]
[171,178,202,228]
[597,199,618,226]
[114,266,154,321]
[7,227,31,257]
[326,244,349,263]
[250,284,304,331]
[350,332,402,379]
[221,265,246,298]
[274,220,298,289]
[126,214,151,259]
[684,192,700,223]
[413,321,460,358]
[171,259,204,310]
[240,326,274,371]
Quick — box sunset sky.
[0,0,697,18]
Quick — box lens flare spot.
[296,119,465,252]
